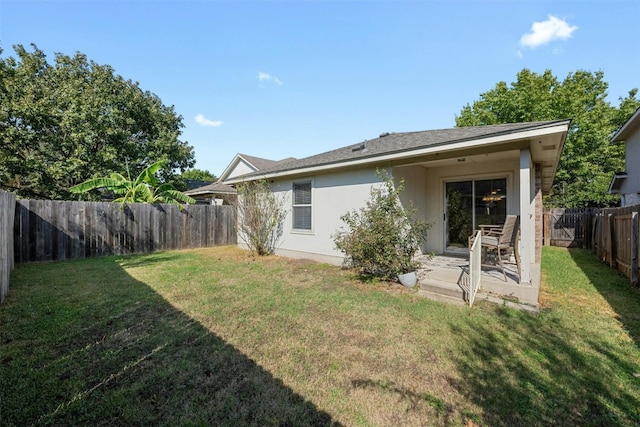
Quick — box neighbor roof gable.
[218,154,296,182]
[611,107,640,143]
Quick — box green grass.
[1,246,640,426]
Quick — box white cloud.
[520,15,578,48]
[195,114,223,127]
[257,71,283,86]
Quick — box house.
[186,154,296,205]
[609,108,640,207]
[185,181,237,205]
[219,153,296,182]
[223,120,571,303]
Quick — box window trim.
[292,180,313,233]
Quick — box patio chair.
[470,215,520,282]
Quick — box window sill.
[291,229,314,235]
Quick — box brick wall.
[534,163,543,263]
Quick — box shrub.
[236,180,287,255]
[333,170,432,279]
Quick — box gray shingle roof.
[237,120,569,178]
[238,154,297,171]
[185,181,237,196]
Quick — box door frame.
[442,173,512,254]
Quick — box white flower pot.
[398,271,417,288]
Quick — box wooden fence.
[0,191,17,303]
[592,205,639,285]
[543,208,596,248]
[544,206,640,285]
[13,200,237,264]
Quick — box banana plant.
[70,160,196,206]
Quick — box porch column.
[519,149,534,284]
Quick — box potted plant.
[333,170,433,287]
[394,210,431,288]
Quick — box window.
[293,182,312,230]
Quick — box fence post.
[543,210,550,246]
[582,210,591,249]
[593,213,599,257]
[608,213,616,269]
[632,211,638,286]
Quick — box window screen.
[293,182,312,230]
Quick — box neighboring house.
[185,181,237,205]
[218,153,296,182]
[609,108,640,207]
[186,154,296,205]
[223,120,571,289]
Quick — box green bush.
[333,170,432,279]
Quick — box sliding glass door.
[445,178,507,250]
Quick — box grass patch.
[1,246,640,426]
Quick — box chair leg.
[497,248,507,282]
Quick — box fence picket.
[8,200,236,264]
[545,205,640,286]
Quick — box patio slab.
[415,253,539,310]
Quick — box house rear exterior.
[223,120,571,287]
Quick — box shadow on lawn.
[568,247,640,348]
[1,258,339,426]
[448,307,640,426]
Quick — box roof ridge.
[223,120,571,182]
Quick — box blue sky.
[1,1,638,177]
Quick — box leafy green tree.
[456,69,640,207]
[70,160,195,206]
[180,168,217,182]
[0,44,195,200]
[172,168,218,191]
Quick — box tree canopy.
[456,68,640,207]
[179,168,217,182]
[0,44,195,200]
[172,168,218,192]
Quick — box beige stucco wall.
[249,155,524,263]
[227,159,256,180]
[269,167,385,264]
[623,132,640,196]
[394,155,522,254]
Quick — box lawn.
[1,246,639,426]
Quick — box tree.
[70,160,195,206]
[456,69,640,207]
[236,180,287,256]
[0,44,195,200]
[180,168,217,182]
[172,168,218,192]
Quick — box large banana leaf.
[71,159,194,207]
[70,177,126,194]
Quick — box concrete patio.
[414,253,540,311]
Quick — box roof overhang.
[185,182,237,196]
[611,108,640,143]
[225,121,570,193]
[609,172,628,194]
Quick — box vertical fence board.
[545,205,640,286]
[10,200,236,264]
[634,212,640,286]
[0,190,16,303]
